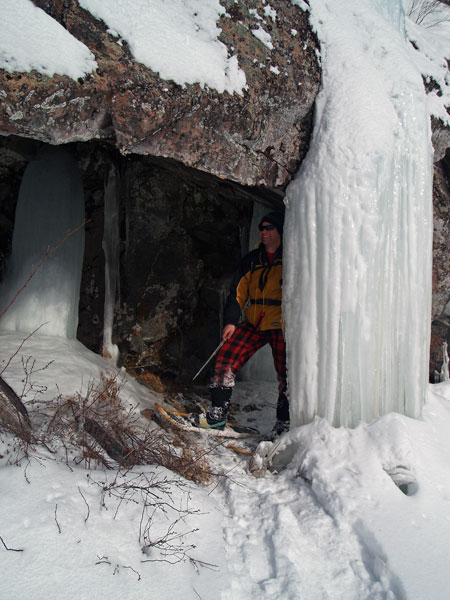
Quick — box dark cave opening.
[0,134,283,389]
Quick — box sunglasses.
[258,224,275,232]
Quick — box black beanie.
[259,211,284,236]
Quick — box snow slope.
[2,335,450,599]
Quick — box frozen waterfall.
[284,0,433,427]
[0,146,85,338]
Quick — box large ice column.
[101,164,120,364]
[284,0,433,427]
[0,146,85,338]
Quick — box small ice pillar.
[284,0,433,427]
[440,342,449,382]
[0,146,85,338]
[101,164,120,365]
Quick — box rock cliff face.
[75,144,254,382]
[431,150,450,379]
[0,0,320,191]
[0,0,449,385]
[0,0,321,384]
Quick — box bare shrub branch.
[0,367,219,570]
[0,376,32,445]
[407,0,450,27]
[44,371,213,482]
[87,469,204,565]
[0,324,47,378]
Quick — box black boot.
[190,386,232,430]
[271,392,289,437]
[205,386,232,428]
[276,392,290,422]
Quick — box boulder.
[0,0,321,191]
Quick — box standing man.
[193,211,289,436]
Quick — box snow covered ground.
[2,334,450,599]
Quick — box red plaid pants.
[212,322,288,418]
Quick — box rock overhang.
[0,0,321,191]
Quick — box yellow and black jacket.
[224,244,283,331]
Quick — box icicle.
[101,164,120,365]
[440,342,449,382]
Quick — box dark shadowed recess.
[0,134,284,389]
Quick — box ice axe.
[192,339,225,381]
[192,315,264,382]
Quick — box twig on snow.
[122,565,141,581]
[192,588,204,600]
[0,535,23,552]
[189,556,219,573]
[78,487,90,523]
[54,504,61,534]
